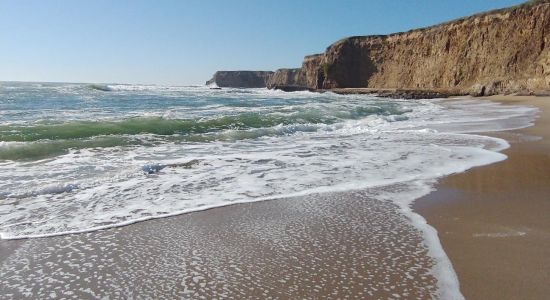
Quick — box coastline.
[0,94,546,299]
[2,0,549,297]
[413,95,550,299]
[0,187,447,298]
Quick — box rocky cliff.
[300,0,550,95]
[266,68,304,89]
[265,56,323,90]
[206,71,274,88]
[207,1,550,96]
[206,69,311,90]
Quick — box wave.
[0,106,407,143]
[88,84,112,92]
[88,83,207,93]
[0,183,79,200]
[0,137,140,160]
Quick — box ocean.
[0,81,538,298]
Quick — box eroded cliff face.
[264,55,324,90]
[306,1,550,95]
[266,68,305,89]
[207,1,550,95]
[206,71,274,88]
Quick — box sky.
[0,0,525,85]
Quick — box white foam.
[0,98,534,237]
[0,102,528,242]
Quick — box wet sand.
[0,187,441,299]
[414,95,550,300]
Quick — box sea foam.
[0,97,532,242]
[0,82,539,299]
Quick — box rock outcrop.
[266,68,304,89]
[299,0,550,95]
[206,71,274,88]
[206,68,313,91]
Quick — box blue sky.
[0,0,524,85]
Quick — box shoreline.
[0,187,446,298]
[270,86,550,100]
[0,95,546,298]
[413,95,550,299]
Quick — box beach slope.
[415,95,550,299]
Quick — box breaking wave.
[88,84,113,92]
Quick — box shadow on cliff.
[322,39,378,89]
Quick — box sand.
[0,189,441,299]
[414,95,550,300]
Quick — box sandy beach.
[414,95,550,300]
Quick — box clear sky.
[0,0,525,85]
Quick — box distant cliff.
[208,0,550,96]
[206,71,273,88]
[206,69,311,91]
[266,68,304,89]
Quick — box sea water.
[0,82,538,298]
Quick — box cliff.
[266,68,304,89]
[206,71,273,88]
[300,0,550,95]
[207,1,550,96]
[206,69,312,91]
